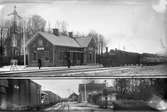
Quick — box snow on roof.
[75,36,93,47]
[26,31,93,48]
[39,32,80,47]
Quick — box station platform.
[0,64,102,73]
[0,64,166,78]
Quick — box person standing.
[67,57,71,68]
[38,59,42,69]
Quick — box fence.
[0,55,28,67]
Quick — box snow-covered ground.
[148,95,167,111]
[0,64,102,72]
[0,64,166,77]
[68,102,99,110]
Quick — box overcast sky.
[33,79,115,98]
[0,0,167,54]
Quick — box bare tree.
[87,31,107,55]
[74,31,86,38]
[46,21,52,33]
[55,20,69,36]
[0,20,10,56]
[114,79,167,100]
[26,15,46,39]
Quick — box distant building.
[88,86,116,106]
[78,83,105,102]
[26,30,96,66]
[68,92,79,102]
[104,87,117,102]
[41,90,60,105]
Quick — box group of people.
[37,57,71,69]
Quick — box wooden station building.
[26,29,96,67]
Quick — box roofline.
[26,32,40,47]
[30,79,41,87]
[26,32,81,48]
[75,36,93,47]
[26,32,92,48]
[74,38,82,47]
[53,44,83,48]
[38,32,55,46]
[39,32,82,48]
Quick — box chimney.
[69,32,73,38]
[53,28,59,36]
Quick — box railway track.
[50,102,69,112]
[44,102,66,112]
[0,65,166,78]
[0,67,134,77]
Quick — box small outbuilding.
[68,92,79,101]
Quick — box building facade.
[68,92,79,102]
[41,91,60,105]
[27,31,96,67]
[0,80,8,110]
[78,83,105,102]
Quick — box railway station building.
[26,29,96,67]
[68,92,79,101]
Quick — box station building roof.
[26,31,93,48]
[75,36,93,48]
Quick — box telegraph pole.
[23,20,26,67]
[8,6,22,58]
[104,80,108,109]
[0,28,2,56]
[95,50,96,64]
[84,84,87,102]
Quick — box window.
[32,52,37,60]
[89,53,92,61]
[59,51,64,60]
[44,51,49,61]
[38,39,43,46]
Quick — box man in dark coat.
[67,57,71,68]
[38,59,42,69]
